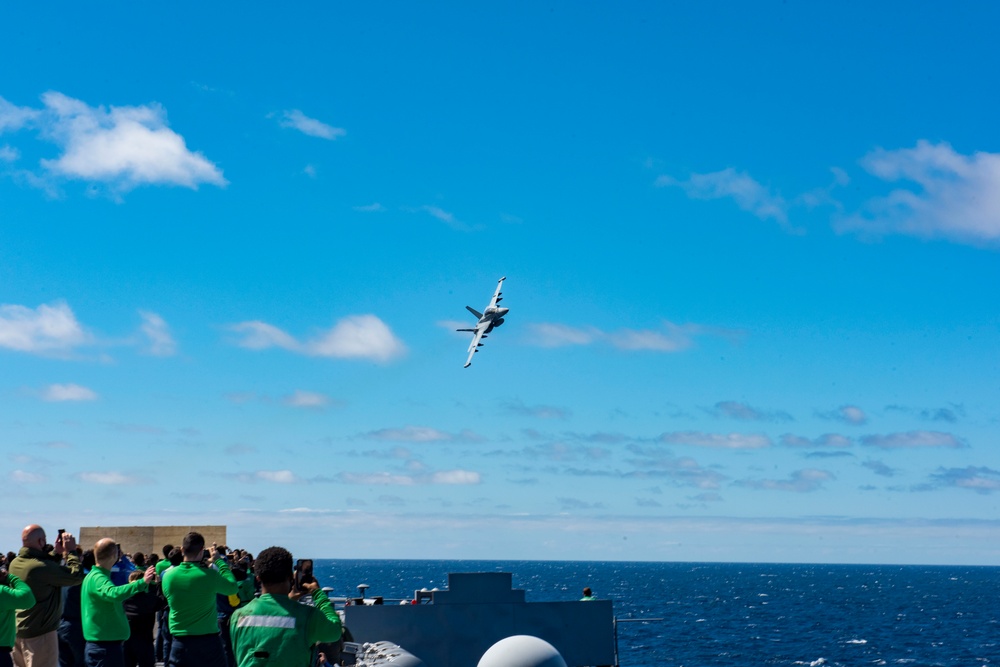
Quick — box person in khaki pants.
[9,526,84,667]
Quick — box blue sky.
[2,2,999,565]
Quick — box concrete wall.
[78,525,227,558]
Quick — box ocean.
[312,559,999,667]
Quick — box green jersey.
[81,565,148,642]
[230,590,342,667]
[0,574,35,647]
[161,560,237,636]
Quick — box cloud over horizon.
[229,314,406,363]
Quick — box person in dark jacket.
[122,571,164,667]
[9,526,84,667]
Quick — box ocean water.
[311,560,999,667]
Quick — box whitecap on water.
[845,639,867,645]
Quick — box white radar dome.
[477,635,567,667]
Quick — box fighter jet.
[457,276,508,368]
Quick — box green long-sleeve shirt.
[161,560,237,636]
[230,590,342,667]
[81,565,149,642]
[0,574,36,647]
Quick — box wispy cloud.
[659,431,771,449]
[839,141,1000,245]
[626,445,729,489]
[525,320,742,352]
[11,470,48,484]
[282,390,335,410]
[656,168,788,225]
[362,426,481,443]
[42,383,98,402]
[734,468,834,492]
[863,460,897,478]
[419,205,477,231]
[885,404,963,424]
[353,202,386,213]
[780,433,852,448]
[277,109,345,140]
[713,400,793,422]
[0,301,89,355]
[926,466,1000,494]
[223,470,301,484]
[139,310,176,356]
[338,469,481,485]
[77,471,143,485]
[0,92,226,195]
[818,405,868,425]
[860,431,966,450]
[503,400,571,420]
[228,314,406,363]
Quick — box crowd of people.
[0,526,342,667]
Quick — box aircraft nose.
[498,307,509,316]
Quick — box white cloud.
[10,92,227,193]
[780,433,852,448]
[338,468,481,485]
[0,97,39,131]
[525,321,741,352]
[840,141,1000,244]
[229,314,405,363]
[283,390,331,409]
[255,470,298,483]
[278,110,345,140]
[139,310,176,356]
[735,468,834,493]
[0,145,19,162]
[659,431,772,449]
[430,470,481,485]
[364,426,455,442]
[657,167,788,224]
[354,203,386,213]
[0,301,89,354]
[11,470,47,484]
[42,383,98,402]
[77,471,141,485]
[861,431,965,449]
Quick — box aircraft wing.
[464,323,488,368]
[487,276,506,309]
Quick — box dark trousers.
[59,618,86,667]
[122,635,154,667]
[0,647,12,667]
[155,609,171,663]
[84,641,125,667]
[167,633,226,667]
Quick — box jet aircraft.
[457,277,508,368]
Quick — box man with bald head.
[81,538,155,667]
[9,525,84,667]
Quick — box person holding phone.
[160,533,237,667]
[9,525,84,667]
[230,547,342,667]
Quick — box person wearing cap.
[81,538,155,667]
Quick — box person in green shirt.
[81,538,155,667]
[230,546,342,667]
[0,569,35,667]
[580,586,596,601]
[161,532,237,667]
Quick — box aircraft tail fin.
[465,305,483,319]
